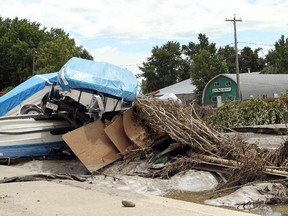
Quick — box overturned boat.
[0,115,72,159]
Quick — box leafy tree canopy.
[218,45,265,74]
[239,47,265,73]
[217,45,236,73]
[262,35,288,74]
[140,34,220,94]
[182,33,217,59]
[139,41,190,93]
[0,16,93,91]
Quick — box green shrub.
[205,99,288,128]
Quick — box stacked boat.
[0,57,138,160]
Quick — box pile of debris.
[2,94,288,211]
[2,57,288,211]
[132,98,288,187]
[62,96,288,192]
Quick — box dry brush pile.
[133,97,288,189]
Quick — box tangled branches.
[135,97,257,161]
[265,140,288,167]
[133,97,276,188]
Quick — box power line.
[238,42,274,46]
[118,63,142,67]
[116,42,274,69]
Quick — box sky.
[1,0,288,75]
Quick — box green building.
[202,72,288,106]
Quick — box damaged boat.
[41,57,138,127]
[0,115,72,158]
[0,57,138,160]
[0,72,58,116]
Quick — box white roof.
[222,72,288,99]
[156,79,196,96]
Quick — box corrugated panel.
[223,73,288,99]
[156,79,196,96]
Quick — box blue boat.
[58,57,138,102]
[0,73,58,116]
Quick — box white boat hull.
[0,117,71,158]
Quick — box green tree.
[217,46,264,74]
[182,33,217,60]
[239,47,264,73]
[262,35,288,74]
[140,41,189,93]
[190,49,228,103]
[183,34,227,103]
[0,16,93,91]
[217,45,236,73]
[36,28,93,74]
[0,17,46,89]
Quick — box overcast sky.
[1,0,288,74]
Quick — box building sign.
[212,87,231,93]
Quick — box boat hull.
[0,141,68,158]
[0,117,71,158]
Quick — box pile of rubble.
[2,96,288,212]
[63,97,288,190]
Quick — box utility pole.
[226,14,242,101]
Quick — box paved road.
[0,165,257,216]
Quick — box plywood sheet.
[122,107,148,148]
[104,116,132,154]
[62,120,121,172]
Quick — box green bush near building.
[205,99,288,128]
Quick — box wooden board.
[62,120,121,173]
[104,116,132,154]
[122,107,148,148]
